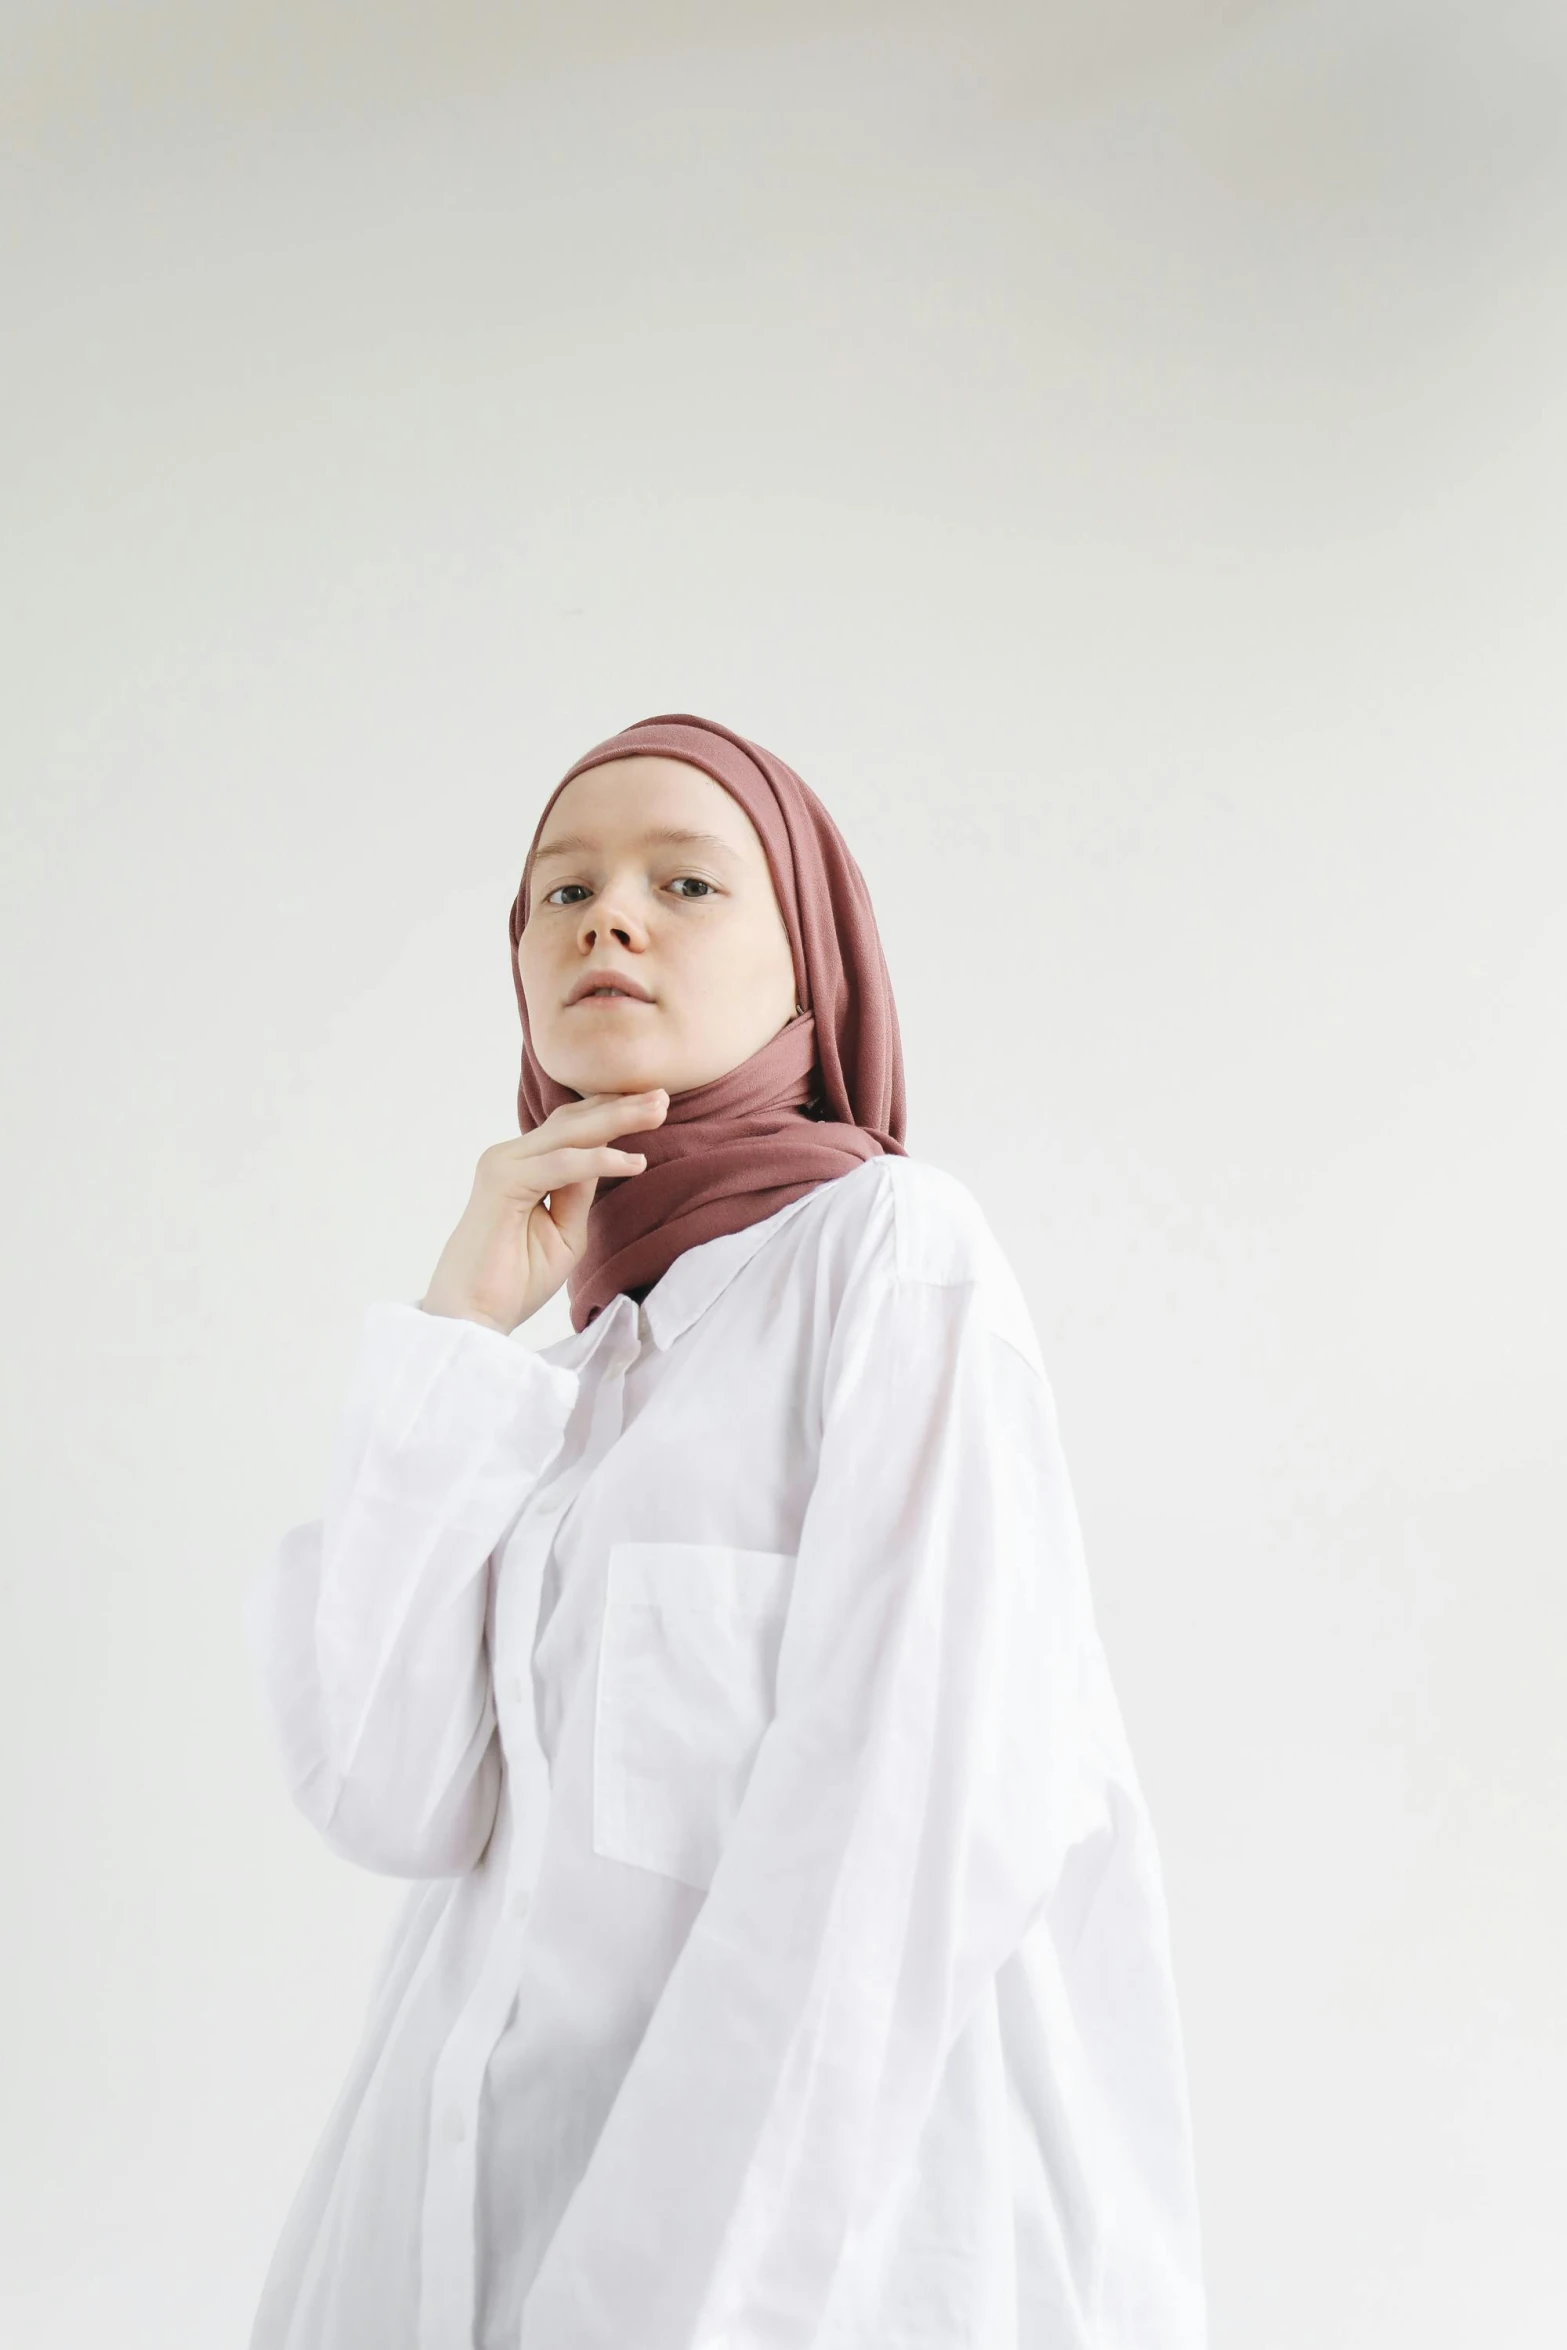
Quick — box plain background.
[3,2,1564,2343]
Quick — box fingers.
[520,1144,649,1194]
[545,1089,669,1138]
[542,1176,594,1257]
[477,1092,667,1205]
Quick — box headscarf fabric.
[507,712,906,1329]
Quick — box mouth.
[566,975,656,1007]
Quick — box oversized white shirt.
[245,1153,1207,2350]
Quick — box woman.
[245,712,1208,2349]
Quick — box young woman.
[245,712,1208,2349]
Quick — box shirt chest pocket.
[592,1540,797,1893]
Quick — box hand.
[419,1090,669,1335]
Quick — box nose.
[574,871,648,955]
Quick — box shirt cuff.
[342,1301,580,1514]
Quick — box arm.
[519,1212,1094,2348]
[244,1300,578,1878]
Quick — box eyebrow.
[531,826,742,868]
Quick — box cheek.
[718,926,794,1019]
[740,910,796,989]
[516,929,553,1020]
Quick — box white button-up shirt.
[245,1154,1207,2350]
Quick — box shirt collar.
[638,1186,824,1350]
[542,1185,826,1371]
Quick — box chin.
[542,1044,673,1097]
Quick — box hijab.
[507,712,907,1330]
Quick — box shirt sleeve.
[244,1300,579,1878]
[517,1188,1097,2349]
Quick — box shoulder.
[809,1150,1007,1284]
[804,1153,1048,1382]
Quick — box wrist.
[419,1297,514,1335]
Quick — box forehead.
[534,756,760,857]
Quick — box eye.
[668,876,717,899]
[542,883,591,906]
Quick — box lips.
[566,970,655,1006]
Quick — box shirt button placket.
[416,1299,643,2350]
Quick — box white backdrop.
[3,3,1564,2343]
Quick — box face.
[516,755,800,1098]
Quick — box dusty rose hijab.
[507,712,907,1330]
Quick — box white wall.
[2,3,1563,2342]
